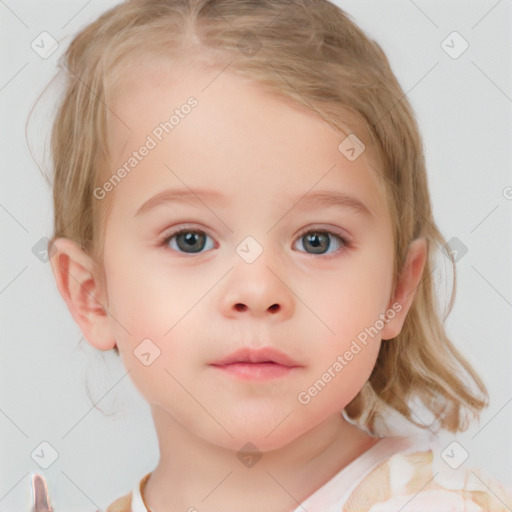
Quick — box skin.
[51,63,427,512]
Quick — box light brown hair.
[44,0,487,433]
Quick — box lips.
[209,347,301,380]
[210,347,300,368]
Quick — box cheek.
[103,249,198,337]
[101,252,203,403]
[314,258,393,338]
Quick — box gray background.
[1,0,511,510]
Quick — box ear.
[49,237,116,351]
[380,237,427,341]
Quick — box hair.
[44,0,488,433]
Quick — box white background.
[1,0,511,511]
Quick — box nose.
[219,253,295,320]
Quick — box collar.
[131,473,152,512]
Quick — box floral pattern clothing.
[105,435,511,512]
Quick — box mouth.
[209,347,301,380]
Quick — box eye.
[293,230,348,255]
[162,229,215,254]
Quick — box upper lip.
[210,347,301,367]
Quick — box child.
[44,0,511,510]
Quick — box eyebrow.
[292,190,375,218]
[135,188,225,216]
[135,188,374,218]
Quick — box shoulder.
[105,491,133,512]
[343,445,512,511]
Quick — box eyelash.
[294,227,351,256]
[158,224,351,257]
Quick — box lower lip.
[211,362,298,380]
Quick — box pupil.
[305,232,329,253]
[178,232,205,252]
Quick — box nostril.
[268,304,280,313]
[234,303,247,312]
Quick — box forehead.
[103,62,389,218]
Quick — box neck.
[143,406,379,512]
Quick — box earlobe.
[380,238,428,341]
[49,237,116,351]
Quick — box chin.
[196,413,305,454]
[214,432,294,454]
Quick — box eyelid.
[293,225,351,255]
[159,223,217,249]
[160,223,213,238]
[295,225,351,244]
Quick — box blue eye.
[294,230,347,255]
[164,230,215,253]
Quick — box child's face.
[80,63,416,450]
